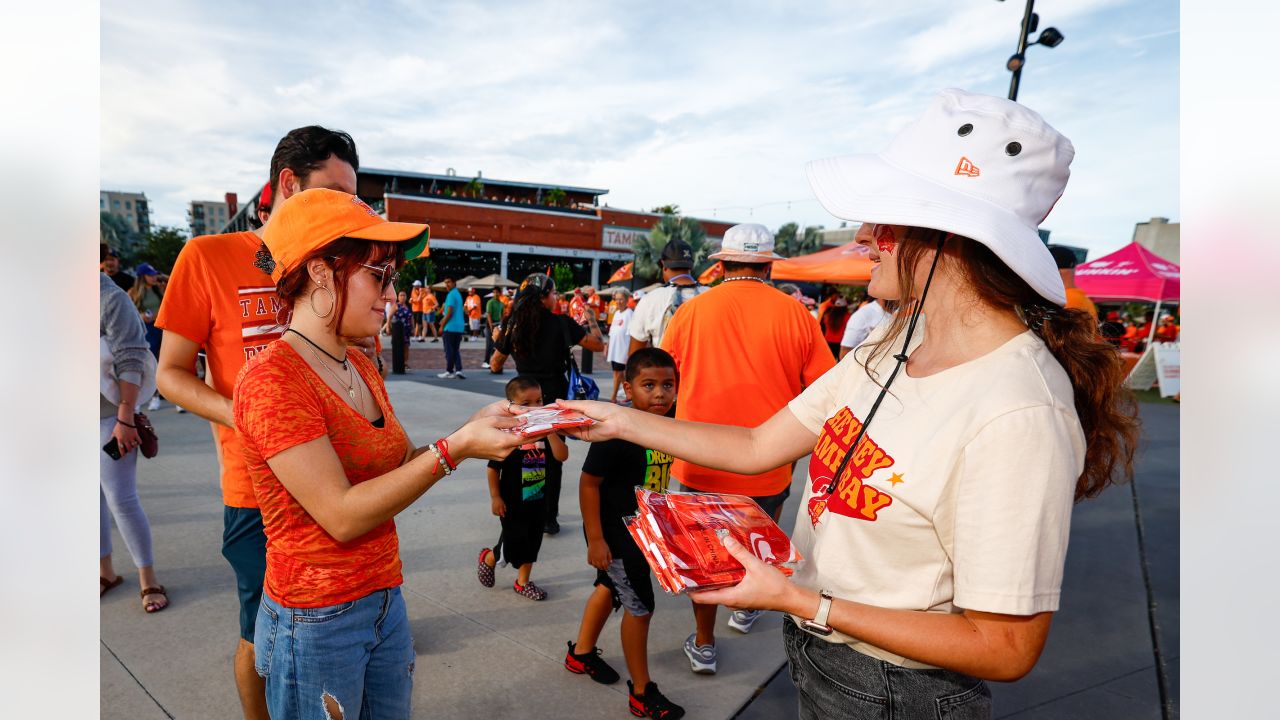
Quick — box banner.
[1153,342,1180,398]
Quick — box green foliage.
[136,226,189,274]
[463,177,485,198]
[650,204,680,215]
[550,262,575,292]
[397,257,436,294]
[100,211,136,259]
[774,222,824,258]
[633,214,710,282]
[544,187,567,207]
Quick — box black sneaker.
[564,641,620,684]
[628,681,685,719]
[543,517,560,535]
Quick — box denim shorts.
[255,587,415,720]
[222,506,267,642]
[782,621,991,719]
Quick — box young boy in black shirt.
[477,376,568,600]
[564,348,685,719]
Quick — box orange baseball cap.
[260,188,429,283]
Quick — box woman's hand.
[688,536,804,613]
[551,399,628,442]
[448,413,549,463]
[468,398,526,422]
[112,418,141,455]
[586,538,613,571]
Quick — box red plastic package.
[624,488,802,594]
[507,406,596,437]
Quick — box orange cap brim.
[347,221,431,261]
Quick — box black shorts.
[413,311,423,323]
[221,506,267,642]
[495,500,547,567]
[610,361,626,372]
[594,552,655,617]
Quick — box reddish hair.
[275,238,404,332]
[861,227,1140,502]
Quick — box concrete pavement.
[101,365,1178,719]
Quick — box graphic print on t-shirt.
[806,406,896,527]
[520,446,547,501]
[645,449,673,493]
[238,283,284,361]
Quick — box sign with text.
[1154,343,1180,398]
[602,225,648,251]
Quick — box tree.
[650,204,680,215]
[463,176,485,199]
[550,262,575,292]
[100,211,136,259]
[397,256,436,294]
[632,214,710,282]
[137,226,189,274]
[774,222,824,258]
[544,187,567,207]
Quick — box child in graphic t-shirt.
[477,376,568,600]
[564,348,685,720]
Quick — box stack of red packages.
[507,407,596,437]
[624,488,802,594]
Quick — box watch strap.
[812,590,834,627]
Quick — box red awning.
[771,242,875,284]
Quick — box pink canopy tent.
[770,242,875,284]
[1075,242,1180,361]
[1074,242,1180,302]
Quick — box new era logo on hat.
[805,88,1074,305]
[708,223,785,264]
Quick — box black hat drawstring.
[824,235,947,495]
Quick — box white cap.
[806,88,1074,305]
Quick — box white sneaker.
[147,396,161,411]
[437,371,456,379]
[175,406,187,414]
[454,372,467,379]
[727,609,763,634]
[682,633,717,675]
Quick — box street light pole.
[1008,0,1035,101]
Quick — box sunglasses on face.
[360,262,401,292]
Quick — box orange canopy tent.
[770,242,875,284]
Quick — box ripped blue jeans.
[256,587,415,719]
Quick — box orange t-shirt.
[465,294,482,319]
[421,292,438,313]
[234,341,408,608]
[156,231,281,508]
[661,280,836,496]
[409,287,425,313]
[1064,287,1098,320]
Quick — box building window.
[125,201,132,210]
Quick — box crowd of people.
[101,89,1155,719]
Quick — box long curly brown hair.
[860,227,1140,502]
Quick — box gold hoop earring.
[309,284,336,319]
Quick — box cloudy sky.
[102,0,1177,256]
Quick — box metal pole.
[1008,0,1035,101]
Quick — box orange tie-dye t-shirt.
[234,340,409,608]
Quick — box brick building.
[224,167,738,287]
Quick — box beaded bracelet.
[116,419,137,428]
[427,444,452,476]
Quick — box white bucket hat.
[806,88,1074,305]
[708,223,786,263]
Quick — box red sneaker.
[628,681,685,719]
[564,641,620,685]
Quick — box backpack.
[658,283,706,341]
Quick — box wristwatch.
[799,589,835,636]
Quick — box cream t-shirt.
[628,283,707,349]
[784,325,1085,667]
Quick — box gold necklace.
[298,336,363,410]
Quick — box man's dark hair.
[1048,245,1078,270]
[721,260,768,273]
[505,375,542,402]
[268,126,360,202]
[100,242,109,263]
[625,347,677,383]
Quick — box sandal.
[477,549,496,588]
[100,575,124,597]
[141,585,168,613]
